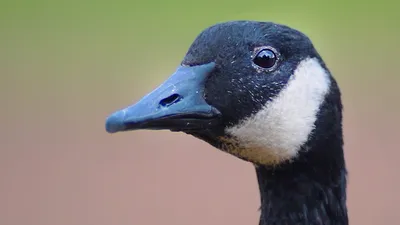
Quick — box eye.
[253,48,278,70]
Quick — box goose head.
[105,21,341,167]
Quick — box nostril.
[159,94,183,107]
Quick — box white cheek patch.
[225,58,331,164]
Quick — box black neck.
[257,112,347,224]
[256,161,347,225]
[256,81,348,225]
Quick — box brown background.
[1,1,400,224]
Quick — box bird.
[105,21,348,225]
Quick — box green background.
[2,1,399,225]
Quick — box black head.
[183,21,323,126]
[105,21,341,166]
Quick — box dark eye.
[253,48,277,69]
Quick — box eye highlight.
[252,47,280,72]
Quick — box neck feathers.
[257,81,347,225]
[256,163,347,225]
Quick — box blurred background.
[1,0,399,224]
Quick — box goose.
[105,21,348,225]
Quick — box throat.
[256,160,348,225]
